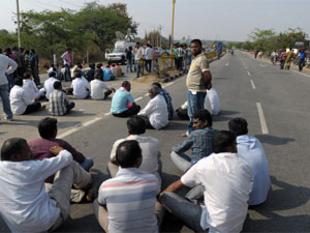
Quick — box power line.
[55,0,84,9]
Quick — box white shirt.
[139,94,169,130]
[71,77,90,99]
[23,79,40,100]
[0,54,17,86]
[181,152,253,233]
[9,85,33,115]
[0,150,73,233]
[90,79,109,100]
[134,47,145,61]
[236,135,270,205]
[44,77,58,99]
[145,47,153,60]
[110,134,160,174]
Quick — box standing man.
[30,49,40,85]
[61,48,73,81]
[186,39,212,134]
[145,43,153,73]
[134,42,145,78]
[0,52,17,121]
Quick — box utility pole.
[170,0,176,66]
[16,0,21,48]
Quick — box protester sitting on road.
[159,131,253,233]
[23,72,45,101]
[86,63,96,82]
[228,117,270,206]
[29,117,94,172]
[111,81,140,117]
[43,71,58,99]
[170,109,215,172]
[49,81,75,116]
[9,77,42,115]
[152,82,174,120]
[90,69,115,100]
[94,140,162,233]
[108,116,162,180]
[71,70,91,99]
[0,138,92,233]
[138,85,169,129]
[103,65,115,81]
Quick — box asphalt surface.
[1,51,310,232]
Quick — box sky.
[0,0,309,41]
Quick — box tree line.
[0,2,137,64]
[228,28,308,54]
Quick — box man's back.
[90,79,108,100]
[111,87,134,114]
[9,85,32,115]
[181,152,252,232]
[0,54,17,85]
[98,168,159,233]
[49,89,67,116]
[236,135,270,205]
[72,77,90,99]
[44,77,58,99]
[110,135,160,173]
[0,152,72,232]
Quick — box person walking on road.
[0,52,17,121]
[297,49,306,72]
[30,49,41,85]
[134,42,145,78]
[186,39,212,134]
[61,48,73,81]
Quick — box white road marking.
[247,71,251,76]
[78,109,85,112]
[225,63,229,66]
[104,112,112,116]
[250,79,256,89]
[256,102,269,134]
[58,117,103,139]
[135,96,143,102]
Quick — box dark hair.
[191,39,202,47]
[38,117,58,139]
[193,109,213,127]
[14,77,23,86]
[30,49,35,53]
[152,82,162,89]
[53,81,62,90]
[23,72,31,79]
[116,140,142,168]
[127,116,146,135]
[228,118,248,136]
[73,69,82,78]
[95,69,103,80]
[122,80,130,87]
[212,130,236,153]
[96,63,102,69]
[48,71,56,78]
[89,63,95,69]
[1,138,28,161]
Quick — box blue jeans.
[187,91,206,132]
[0,84,13,119]
[159,192,207,232]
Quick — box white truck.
[105,40,136,65]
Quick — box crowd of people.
[0,39,272,233]
[255,48,308,72]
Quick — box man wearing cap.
[138,85,169,130]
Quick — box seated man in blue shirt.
[111,81,140,117]
[170,109,215,172]
[103,65,115,81]
[228,117,271,206]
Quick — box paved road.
[1,51,310,232]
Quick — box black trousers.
[112,104,140,118]
[23,102,41,114]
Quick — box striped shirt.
[98,168,160,233]
[48,89,68,116]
